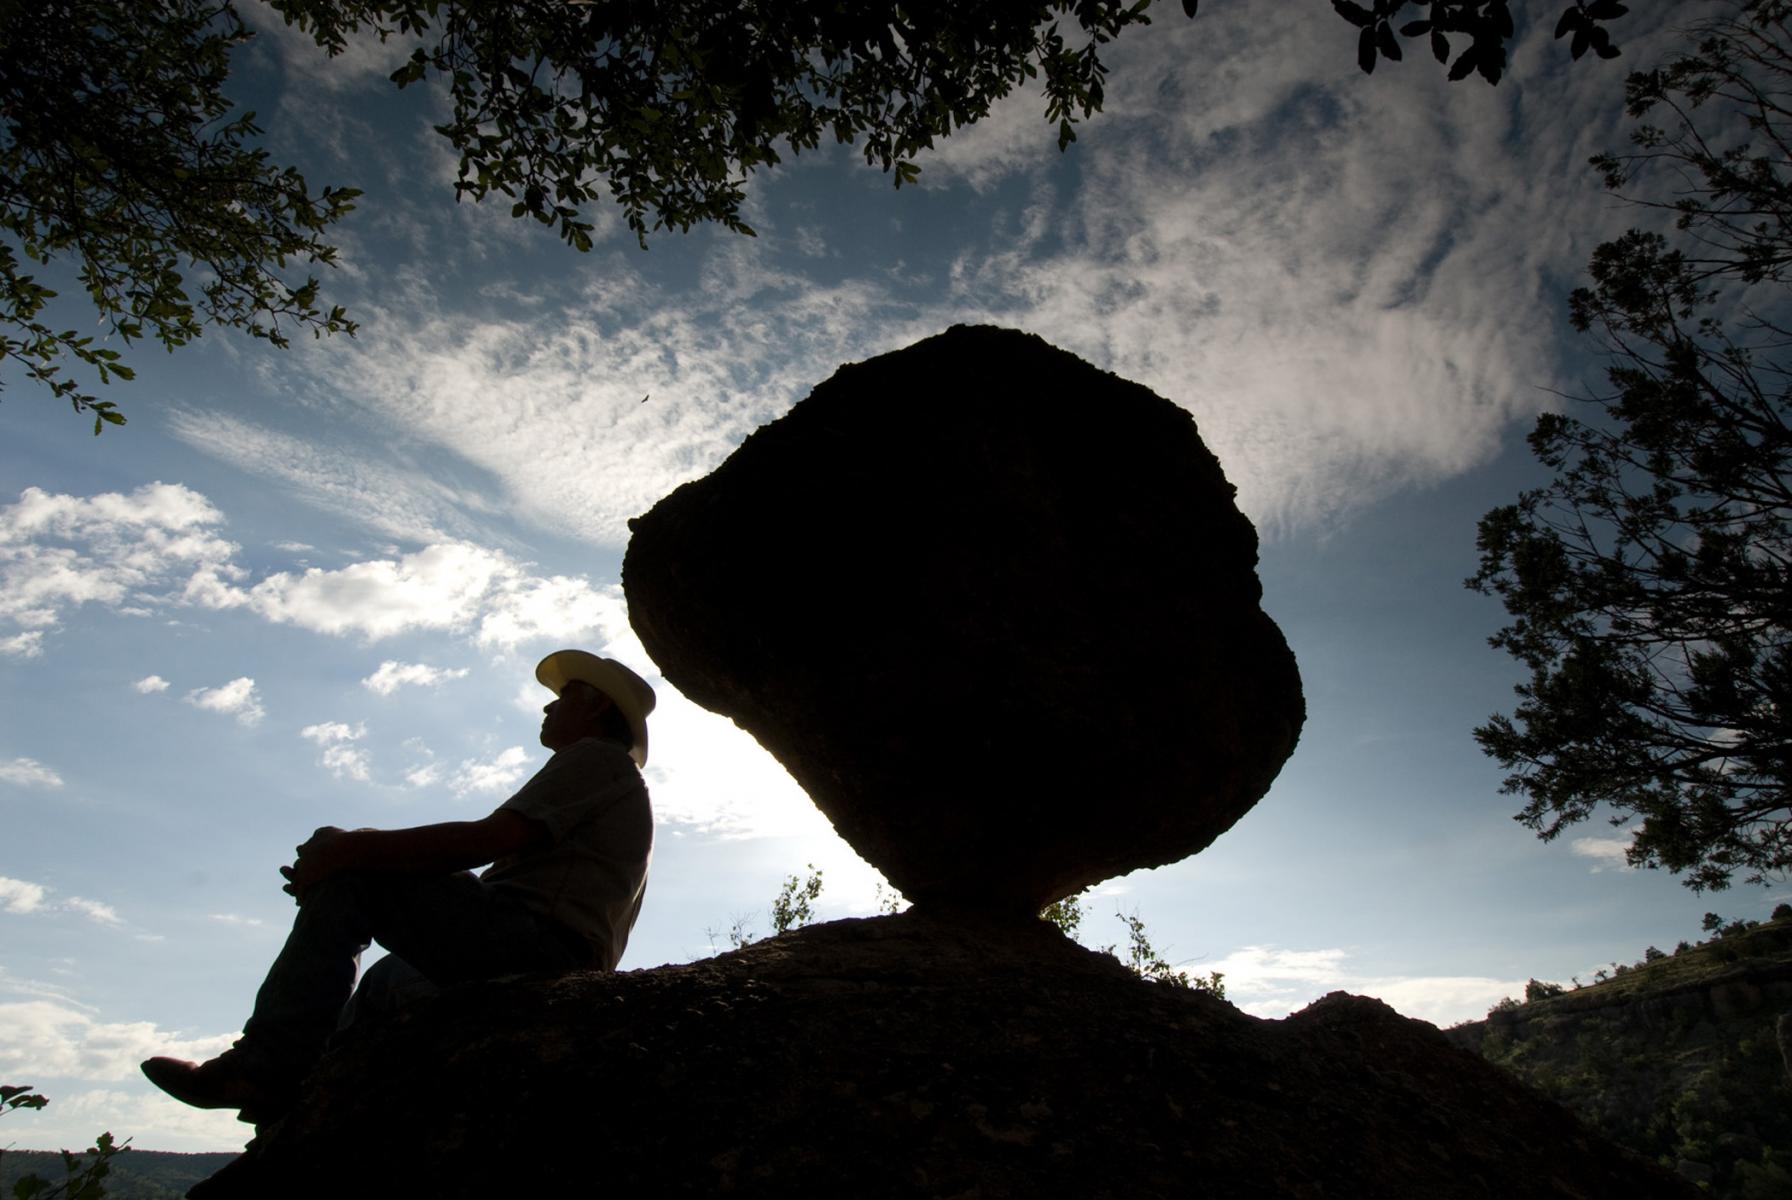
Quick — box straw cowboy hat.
[535,649,657,767]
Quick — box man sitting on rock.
[141,649,657,1124]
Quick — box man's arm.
[281,809,548,902]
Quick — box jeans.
[234,870,584,1083]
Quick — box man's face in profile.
[540,680,607,751]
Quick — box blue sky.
[4,0,1782,1153]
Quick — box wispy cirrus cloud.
[62,897,123,927]
[0,876,126,927]
[257,253,936,548]
[908,5,1682,536]
[172,2,1699,549]
[164,410,505,547]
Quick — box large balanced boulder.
[196,913,1693,1199]
[625,325,1303,912]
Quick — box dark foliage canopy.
[1,0,1632,432]
[0,1,359,433]
[1469,0,1792,891]
[1332,0,1629,85]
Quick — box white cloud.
[1570,834,1636,872]
[205,542,501,637]
[0,965,91,1007]
[0,630,42,657]
[0,875,48,914]
[0,999,235,1082]
[320,749,372,781]
[404,762,444,789]
[196,540,630,649]
[209,912,266,928]
[916,78,1063,192]
[300,721,371,781]
[1348,975,1538,1028]
[0,483,241,654]
[227,242,936,549]
[511,677,550,715]
[4,484,632,660]
[449,746,531,796]
[21,1085,247,1154]
[0,878,126,927]
[185,678,266,726]
[362,660,470,695]
[904,7,1708,537]
[203,2,1713,547]
[299,721,363,744]
[147,0,1722,568]
[1193,944,1529,1027]
[62,897,122,927]
[132,675,170,694]
[0,757,64,789]
[401,738,441,788]
[478,574,632,650]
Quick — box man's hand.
[277,811,549,904]
[281,826,359,904]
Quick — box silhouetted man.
[141,650,656,1123]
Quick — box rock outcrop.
[1449,917,1792,1195]
[198,913,1691,1199]
[625,325,1304,911]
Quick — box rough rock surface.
[198,913,1691,1199]
[624,325,1304,911]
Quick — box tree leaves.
[0,0,359,432]
[1469,5,1792,892]
[1,1085,129,1200]
[1555,1,1625,60]
[1377,21,1403,62]
[269,0,1169,261]
[1337,0,1627,83]
[8,1,1193,432]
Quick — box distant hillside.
[0,1148,237,1199]
[1449,910,1792,1198]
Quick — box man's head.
[534,650,657,765]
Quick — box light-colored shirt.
[480,736,652,970]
